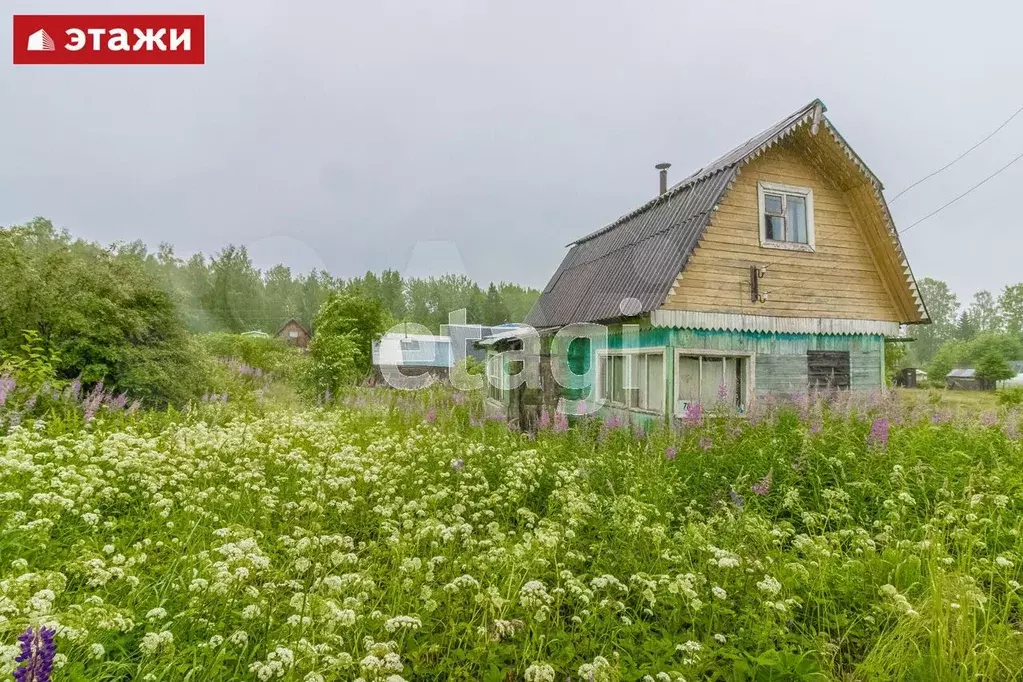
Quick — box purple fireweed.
[13,625,56,682]
[664,447,677,462]
[683,403,703,427]
[699,436,713,451]
[553,412,569,433]
[539,409,551,430]
[425,408,437,424]
[752,470,773,496]
[576,400,589,416]
[867,417,889,448]
[0,375,15,406]
[603,415,623,430]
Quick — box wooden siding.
[661,140,903,322]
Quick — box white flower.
[996,556,1014,569]
[756,575,782,596]
[89,643,105,659]
[711,586,727,600]
[146,607,168,621]
[384,615,422,633]
[524,662,556,682]
[714,633,727,644]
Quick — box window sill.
[760,240,815,253]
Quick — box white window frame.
[673,349,756,417]
[595,347,667,415]
[757,181,815,252]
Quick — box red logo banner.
[13,15,204,65]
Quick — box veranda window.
[597,350,665,413]
[675,353,749,414]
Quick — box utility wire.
[898,149,1023,234]
[888,105,1023,203]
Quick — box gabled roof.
[526,98,928,328]
[275,318,310,337]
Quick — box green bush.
[307,292,388,394]
[0,219,211,405]
[996,386,1023,406]
[196,333,309,384]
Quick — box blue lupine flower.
[13,625,56,682]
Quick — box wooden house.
[483,99,929,426]
[275,318,311,349]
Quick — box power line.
[888,105,1023,203]
[899,149,1023,235]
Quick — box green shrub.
[996,386,1023,406]
[196,333,309,384]
[0,219,211,405]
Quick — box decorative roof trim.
[818,119,929,322]
[651,310,901,337]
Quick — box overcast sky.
[2,1,1021,305]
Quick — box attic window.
[758,181,815,251]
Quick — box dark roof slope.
[527,100,824,328]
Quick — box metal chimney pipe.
[655,162,671,195]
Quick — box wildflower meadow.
[2,389,1023,680]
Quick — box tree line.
[911,277,1023,384]
[0,218,540,405]
[121,240,539,335]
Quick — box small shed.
[275,318,311,349]
[893,367,925,388]
[946,368,992,391]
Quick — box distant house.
[275,318,311,349]
[946,368,991,391]
[997,361,1023,389]
[373,324,512,383]
[372,333,452,380]
[481,98,929,428]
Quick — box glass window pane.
[637,355,648,410]
[764,193,783,214]
[611,355,624,405]
[625,355,639,408]
[601,356,610,400]
[766,215,785,241]
[722,357,739,407]
[700,357,721,406]
[647,354,664,413]
[787,195,807,243]
[677,356,700,406]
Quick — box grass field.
[2,389,1023,681]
